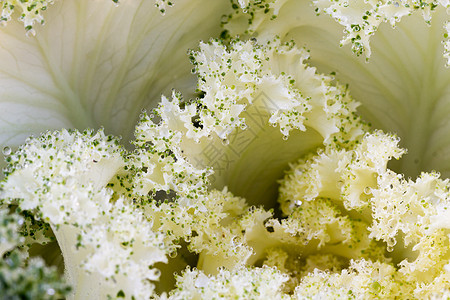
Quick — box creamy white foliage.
[0,0,230,164]
[293,259,413,299]
[81,199,167,299]
[168,266,290,300]
[313,0,450,61]
[279,131,404,214]
[0,0,175,31]
[370,171,450,280]
[128,37,374,280]
[190,39,365,142]
[224,0,450,182]
[186,189,252,267]
[228,0,450,63]
[138,38,366,179]
[0,0,54,33]
[131,38,367,212]
[1,0,450,298]
[132,98,212,202]
[279,130,450,297]
[1,129,168,299]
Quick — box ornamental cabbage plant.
[0,0,449,299]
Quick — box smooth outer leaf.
[0,0,230,157]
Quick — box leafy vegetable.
[0,0,449,299]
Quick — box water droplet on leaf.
[2,146,11,156]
